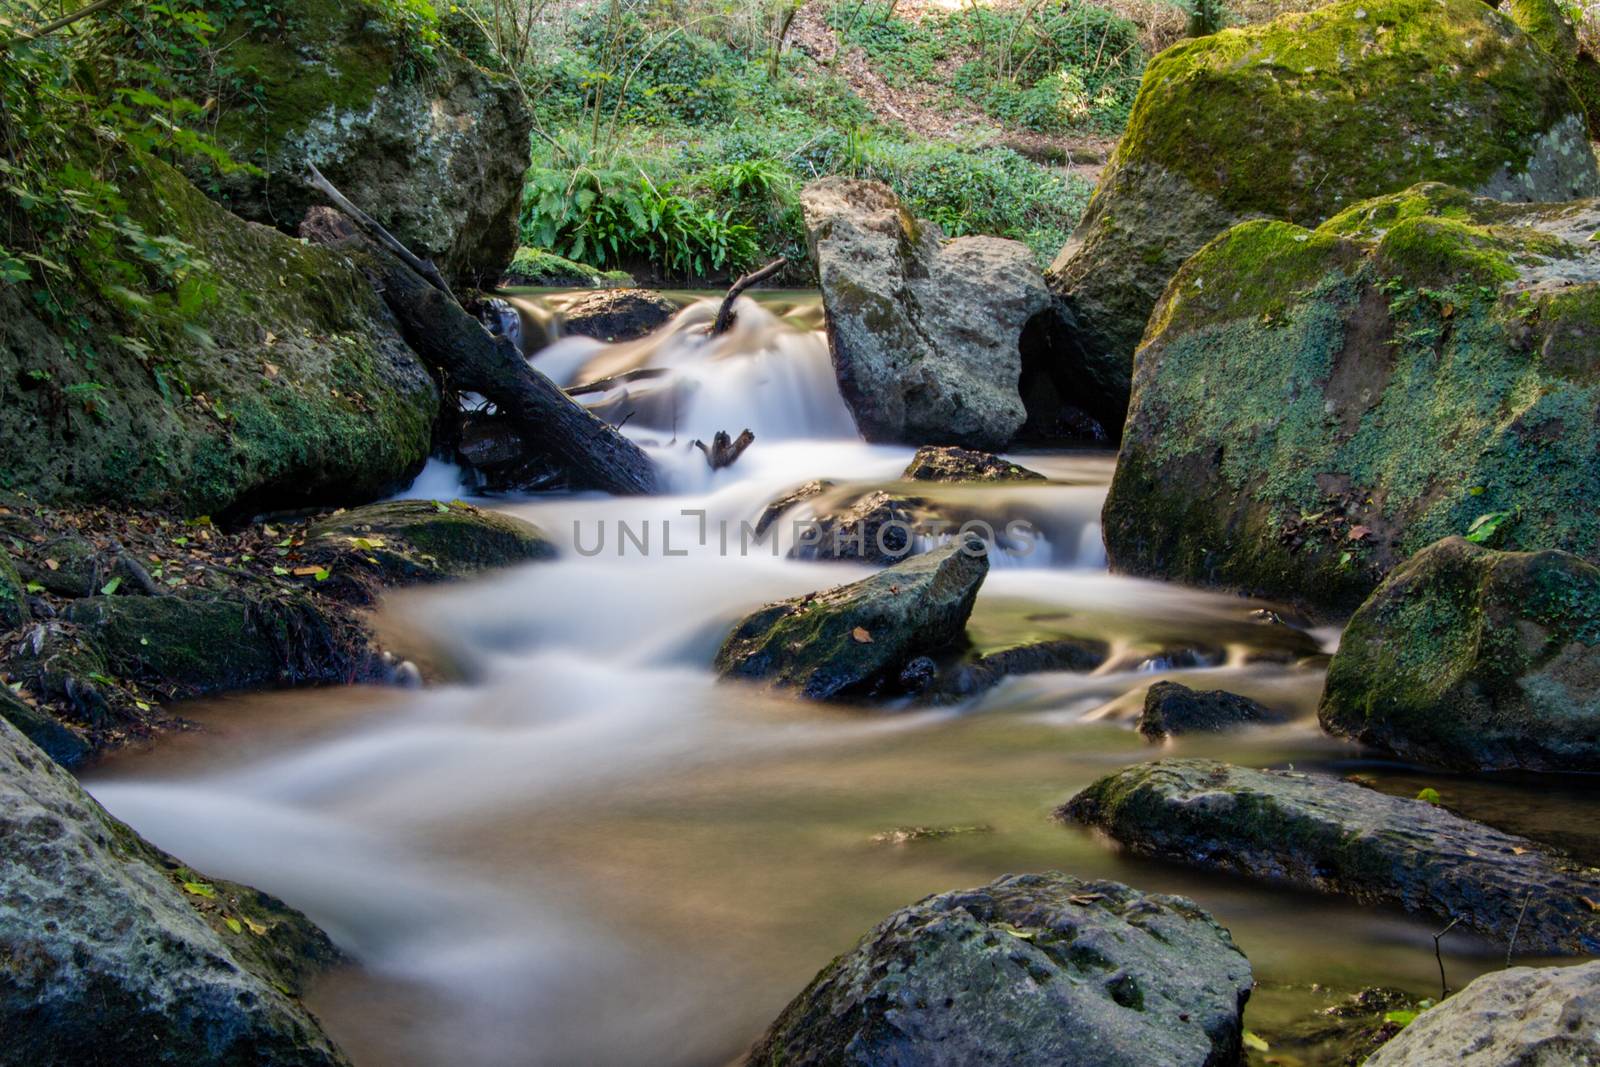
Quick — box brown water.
[85,292,1587,1066]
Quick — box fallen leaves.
[851,626,873,643]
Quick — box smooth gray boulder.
[715,537,988,700]
[1366,961,1600,1066]
[0,716,347,1065]
[746,871,1253,1067]
[1062,760,1600,955]
[802,178,1054,450]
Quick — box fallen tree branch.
[306,163,454,299]
[565,367,671,397]
[15,0,120,40]
[692,428,755,470]
[712,258,786,335]
[302,208,659,496]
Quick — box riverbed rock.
[0,684,88,769]
[560,289,679,343]
[0,716,348,1066]
[1137,681,1285,741]
[902,446,1046,483]
[801,178,1055,450]
[504,247,635,288]
[1320,537,1600,772]
[1062,760,1600,955]
[176,1,531,289]
[926,636,1110,702]
[1,147,438,518]
[1364,960,1600,1066]
[1507,0,1600,138]
[755,479,837,538]
[790,489,922,564]
[1047,0,1600,428]
[715,537,989,700]
[1103,182,1600,612]
[746,871,1253,1067]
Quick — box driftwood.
[565,367,671,398]
[306,163,455,300]
[711,258,786,335]
[693,429,755,470]
[301,207,659,495]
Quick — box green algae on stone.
[1507,0,1600,138]
[0,546,28,632]
[1320,536,1600,772]
[1048,0,1599,427]
[1103,183,1600,613]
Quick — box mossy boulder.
[1320,536,1600,772]
[0,715,348,1065]
[1506,0,1600,138]
[715,537,989,700]
[1062,759,1600,954]
[0,546,28,632]
[1048,0,1600,426]
[748,872,1253,1067]
[0,148,438,517]
[190,1,531,289]
[1103,183,1600,612]
[505,248,634,288]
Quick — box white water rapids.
[85,292,1571,1066]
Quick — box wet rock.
[181,5,531,289]
[1257,987,1421,1067]
[802,177,1053,450]
[1137,681,1285,741]
[754,479,835,538]
[929,637,1110,703]
[790,489,921,564]
[715,537,988,700]
[902,446,1046,483]
[0,684,88,768]
[303,500,556,601]
[1365,960,1600,1066]
[1062,760,1600,955]
[0,716,348,1066]
[561,290,679,343]
[746,871,1252,1067]
[1321,537,1600,772]
[1048,0,1599,428]
[1103,183,1600,612]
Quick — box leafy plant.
[1465,509,1516,546]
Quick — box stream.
[85,291,1587,1066]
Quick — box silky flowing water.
[86,292,1589,1066]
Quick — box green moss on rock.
[0,546,28,632]
[1320,536,1600,771]
[1507,0,1600,138]
[1049,0,1599,426]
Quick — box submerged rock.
[0,716,348,1065]
[1062,760,1600,954]
[746,871,1252,1067]
[801,178,1055,450]
[1137,681,1285,740]
[902,446,1046,483]
[1048,0,1600,428]
[1365,960,1600,1065]
[1321,537,1600,772]
[927,637,1110,702]
[789,489,922,564]
[1103,183,1600,612]
[715,537,988,700]
[561,290,679,343]
[183,2,531,289]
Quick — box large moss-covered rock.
[802,178,1056,450]
[189,1,530,289]
[1365,960,1600,1066]
[1320,536,1600,771]
[1506,0,1600,138]
[0,716,348,1065]
[1048,0,1600,425]
[0,149,438,517]
[748,872,1252,1067]
[715,537,989,700]
[1062,760,1600,954]
[0,546,28,632]
[1104,183,1600,612]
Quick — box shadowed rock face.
[746,871,1253,1067]
[902,446,1046,483]
[1062,760,1600,955]
[560,290,679,343]
[1365,960,1600,1066]
[1138,681,1285,740]
[801,177,1055,451]
[1320,536,1600,772]
[715,537,989,700]
[1048,0,1600,430]
[0,716,349,1066]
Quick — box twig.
[712,258,786,335]
[566,367,671,397]
[305,163,453,300]
[115,548,168,597]
[1433,916,1462,999]
[1506,891,1534,966]
[692,428,755,470]
[15,0,120,41]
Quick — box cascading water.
[86,292,1567,1067]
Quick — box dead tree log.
[693,429,755,470]
[307,163,455,299]
[711,258,786,336]
[565,367,671,398]
[301,208,659,495]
